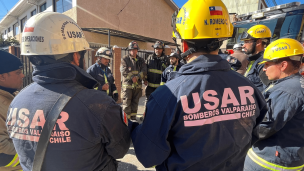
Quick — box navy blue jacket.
[161,63,183,84]
[6,63,130,171]
[253,74,304,167]
[87,63,117,96]
[245,52,265,92]
[131,55,267,171]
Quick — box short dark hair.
[185,39,223,54]
[273,57,301,70]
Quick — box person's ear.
[0,73,7,82]
[280,61,289,72]
[71,52,80,66]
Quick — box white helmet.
[21,12,90,57]
[96,47,112,60]
[233,44,243,50]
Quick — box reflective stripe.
[132,71,139,74]
[148,82,160,88]
[104,72,109,95]
[138,72,144,79]
[130,113,137,116]
[94,87,98,90]
[149,69,162,74]
[248,149,304,171]
[126,72,133,80]
[162,63,167,68]
[122,84,142,89]
[244,60,255,77]
[5,154,19,167]
[173,66,177,71]
[113,90,118,94]
[160,82,165,86]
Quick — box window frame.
[13,22,19,36]
[31,9,37,16]
[21,16,27,33]
[53,0,72,13]
[40,2,47,12]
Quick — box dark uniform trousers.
[122,87,142,118]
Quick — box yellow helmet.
[240,25,272,40]
[259,38,304,65]
[172,0,233,40]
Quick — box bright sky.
[1,0,304,20]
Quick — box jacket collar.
[32,62,98,89]
[178,54,230,75]
[248,51,264,61]
[0,89,14,100]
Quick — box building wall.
[222,0,266,15]
[76,0,175,43]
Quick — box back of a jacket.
[146,54,168,85]
[131,55,267,171]
[6,63,130,171]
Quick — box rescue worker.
[120,41,147,120]
[87,47,118,102]
[160,52,183,84]
[0,51,23,171]
[129,0,267,170]
[231,43,248,75]
[145,41,169,102]
[244,38,304,171]
[6,12,130,171]
[241,25,272,91]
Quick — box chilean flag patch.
[24,27,34,32]
[209,6,223,15]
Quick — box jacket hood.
[32,62,98,89]
[178,54,231,75]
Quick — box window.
[21,17,27,33]
[40,3,47,12]
[31,9,37,16]
[54,0,72,13]
[4,30,6,35]
[13,23,19,36]
[8,27,10,33]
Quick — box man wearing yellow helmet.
[241,25,272,91]
[244,38,304,171]
[129,0,267,170]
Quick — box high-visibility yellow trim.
[244,60,255,77]
[148,82,160,88]
[104,72,109,95]
[248,148,304,171]
[132,71,139,74]
[113,90,118,94]
[173,66,177,71]
[149,69,162,74]
[139,72,144,79]
[5,154,19,167]
[122,84,142,89]
[162,63,167,69]
[126,72,133,80]
[160,82,165,86]
[130,113,137,116]
[94,87,98,90]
